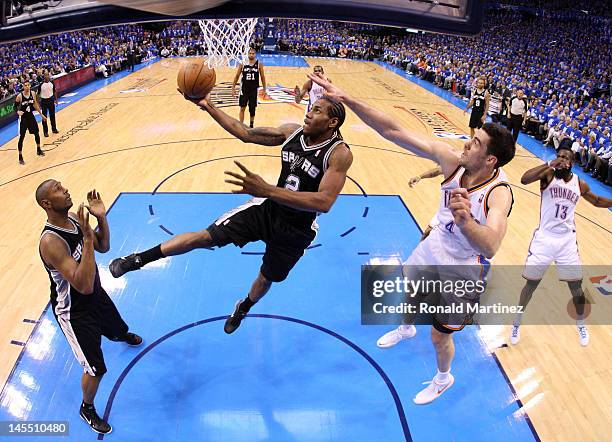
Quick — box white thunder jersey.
[433,166,511,258]
[307,79,327,112]
[523,173,582,281]
[539,174,580,233]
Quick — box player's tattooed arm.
[246,124,301,145]
[192,91,300,145]
[579,180,612,208]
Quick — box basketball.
[177,60,216,99]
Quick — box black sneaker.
[79,404,112,434]
[109,253,143,278]
[52,129,59,134]
[43,132,49,137]
[122,332,143,346]
[37,149,45,156]
[224,300,248,334]
[19,157,25,165]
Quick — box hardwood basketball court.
[0,57,610,440]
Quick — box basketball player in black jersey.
[15,81,47,165]
[110,91,352,334]
[232,48,267,128]
[464,77,490,138]
[37,180,142,434]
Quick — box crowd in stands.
[376,8,611,184]
[273,10,610,184]
[0,25,158,99]
[276,20,380,59]
[0,20,266,100]
[0,5,609,184]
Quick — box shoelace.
[232,309,246,321]
[578,326,588,338]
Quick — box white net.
[199,18,259,68]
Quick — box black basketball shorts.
[19,114,39,135]
[207,198,317,282]
[469,111,485,129]
[54,289,129,377]
[238,88,258,115]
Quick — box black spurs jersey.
[275,128,346,228]
[241,60,260,91]
[40,216,103,319]
[472,89,487,114]
[18,92,36,116]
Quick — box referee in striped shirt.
[39,71,59,137]
[507,88,528,143]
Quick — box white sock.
[434,369,450,385]
[398,324,413,335]
[576,319,585,327]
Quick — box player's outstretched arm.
[449,186,513,259]
[307,74,459,174]
[409,165,443,187]
[579,180,612,208]
[192,92,300,146]
[225,145,353,213]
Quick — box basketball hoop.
[198,18,259,68]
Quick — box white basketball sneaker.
[413,374,455,405]
[577,324,589,347]
[509,325,520,345]
[376,325,417,348]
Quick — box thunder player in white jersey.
[510,140,612,346]
[295,65,330,113]
[310,74,516,404]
